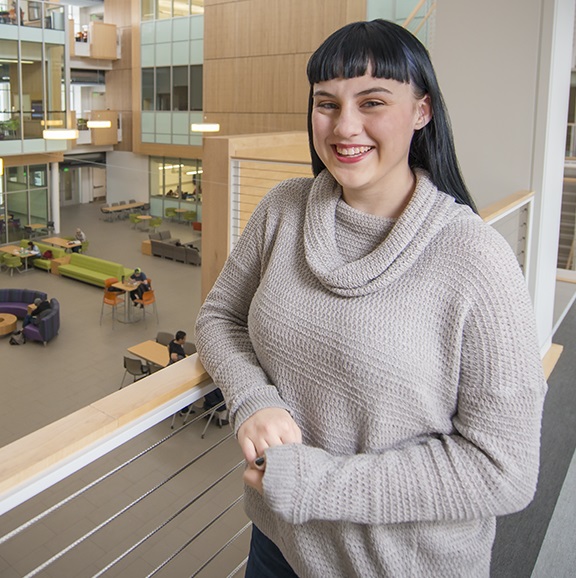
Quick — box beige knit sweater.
[195,170,547,577]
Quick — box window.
[142,65,202,112]
[155,67,170,111]
[142,68,154,110]
[190,65,202,111]
[172,66,188,111]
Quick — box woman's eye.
[315,101,338,109]
[362,100,384,108]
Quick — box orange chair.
[100,290,125,328]
[134,289,158,326]
[104,277,125,296]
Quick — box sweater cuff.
[232,385,292,435]
[262,444,322,525]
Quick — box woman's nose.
[334,106,362,138]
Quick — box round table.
[0,313,18,337]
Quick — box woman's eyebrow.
[312,86,394,98]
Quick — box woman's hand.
[240,409,301,495]
[238,407,302,463]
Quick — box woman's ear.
[415,94,432,130]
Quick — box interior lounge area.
[1,0,576,576]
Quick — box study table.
[43,236,82,251]
[127,339,170,368]
[0,245,37,271]
[111,280,141,323]
[101,201,146,213]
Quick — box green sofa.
[18,240,67,272]
[57,254,130,288]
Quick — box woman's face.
[311,73,431,207]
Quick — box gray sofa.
[149,230,180,244]
[149,238,201,265]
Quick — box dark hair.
[175,330,186,341]
[306,19,477,212]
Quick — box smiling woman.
[195,19,547,578]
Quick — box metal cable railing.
[0,403,250,577]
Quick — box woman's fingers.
[238,407,302,463]
[244,464,264,494]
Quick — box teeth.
[336,146,372,156]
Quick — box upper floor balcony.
[69,19,120,63]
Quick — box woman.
[195,20,546,578]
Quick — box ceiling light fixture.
[87,120,112,129]
[191,123,220,133]
[41,119,64,127]
[42,129,79,140]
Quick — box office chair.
[155,331,173,345]
[119,356,150,389]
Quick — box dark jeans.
[245,525,299,578]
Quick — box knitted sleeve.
[195,181,307,432]
[262,230,547,526]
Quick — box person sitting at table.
[27,241,41,261]
[23,297,51,328]
[169,331,197,417]
[72,228,87,253]
[129,267,150,306]
[168,330,187,364]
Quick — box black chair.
[119,356,150,389]
[155,331,173,346]
[183,342,197,356]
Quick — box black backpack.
[9,330,26,345]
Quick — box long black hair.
[306,19,477,212]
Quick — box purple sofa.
[22,298,60,346]
[0,289,47,318]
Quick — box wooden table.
[0,313,17,337]
[43,237,82,251]
[127,340,170,368]
[0,245,36,271]
[26,223,45,229]
[135,214,152,231]
[101,202,146,213]
[111,281,141,323]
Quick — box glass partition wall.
[149,157,202,225]
[0,164,49,244]
[0,37,66,142]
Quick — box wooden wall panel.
[90,111,118,146]
[201,132,311,298]
[237,160,312,233]
[104,0,132,26]
[203,0,366,136]
[90,22,118,60]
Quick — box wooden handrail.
[479,190,534,223]
[403,0,428,28]
[414,2,437,35]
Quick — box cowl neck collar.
[304,170,463,296]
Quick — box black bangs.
[306,21,412,85]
